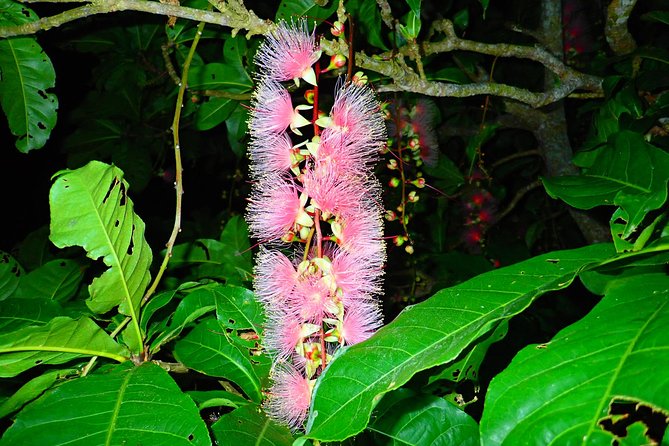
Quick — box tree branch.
[0,0,270,38]
[605,0,638,55]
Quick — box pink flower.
[249,80,311,137]
[249,132,295,177]
[301,162,368,217]
[332,208,386,267]
[329,248,382,299]
[291,275,333,322]
[247,175,309,242]
[340,301,382,345]
[254,248,298,307]
[265,365,313,430]
[255,19,321,86]
[264,310,304,362]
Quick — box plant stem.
[142,20,205,307]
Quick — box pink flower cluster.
[245,19,386,430]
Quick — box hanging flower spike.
[249,79,311,137]
[255,18,322,86]
[265,365,314,430]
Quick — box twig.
[493,180,543,224]
[142,20,205,306]
[490,150,542,170]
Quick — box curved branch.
[605,0,638,55]
[0,0,270,37]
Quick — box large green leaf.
[173,318,264,402]
[13,259,84,302]
[480,273,669,445]
[0,363,211,446]
[0,0,58,152]
[543,131,669,239]
[0,298,63,332]
[0,368,77,419]
[211,405,294,446]
[0,317,128,377]
[368,389,479,445]
[49,161,153,353]
[306,244,615,441]
[346,0,388,50]
[215,284,264,333]
[0,251,23,301]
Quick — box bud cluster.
[245,19,387,430]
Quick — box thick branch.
[323,19,602,108]
[605,0,637,55]
[0,0,270,37]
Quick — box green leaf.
[189,63,253,93]
[0,298,63,332]
[0,317,128,377]
[543,131,669,238]
[0,251,23,300]
[0,1,58,152]
[174,318,264,402]
[369,389,479,445]
[0,363,211,445]
[405,0,421,16]
[168,216,253,283]
[195,97,237,130]
[0,368,77,419]
[642,10,669,26]
[225,104,250,158]
[49,161,153,353]
[275,0,338,23]
[215,285,264,332]
[306,244,615,441]
[14,226,53,271]
[211,405,294,446]
[13,259,84,302]
[480,273,669,445]
[186,389,251,410]
[346,0,388,50]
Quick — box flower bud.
[331,20,344,37]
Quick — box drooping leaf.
[174,318,264,402]
[369,389,479,446]
[275,0,338,24]
[0,368,77,419]
[13,259,84,302]
[543,131,669,236]
[0,251,23,301]
[480,273,669,445]
[0,298,63,332]
[0,317,129,377]
[0,0,58,152]
[195,97,237,130]
[0,363,211,446]
[211,404,294,446]
[306,244,615,441]
[49,161,153,353]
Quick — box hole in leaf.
[20,7,29,16]
[599,399,668,444]
[228,318,235,326]
[545,259,559,264]
[187,434,194,441]
[35,359,43,365]
[115,220,120,228]
[37,121,46,130]
[452,369,460,378]
[60,261,66,267]
[102,178,119,204]
[37,90,48,100]
[127,225,135,255]
[119,182,127,206]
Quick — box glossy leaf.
[174,318,263,402]
[0,298,63,332]
[275,0,338,23]
[0,317,129,377]
[480,273,669,445]
[0,251,22,301]
[0,368,77,419]
[543,131,669,238]
[0,363,211,446]
[347,0,388,50]
[186,389,251,410]
[225,104,249,157]
[13,259,84,301]
[0,1,58,152]
[211,404,294,446]
[214,285,264,332]
[195,97,237,130]
[369,389,479,446]
[306,244,615,441]
[49,161,153,352]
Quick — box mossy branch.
[605,0,638,55]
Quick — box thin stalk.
[142,20,206,306]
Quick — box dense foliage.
[1,0,668,444]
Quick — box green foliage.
[1,1,668,445]
[0,0,58,152]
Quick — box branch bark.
[606,0,638,55]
